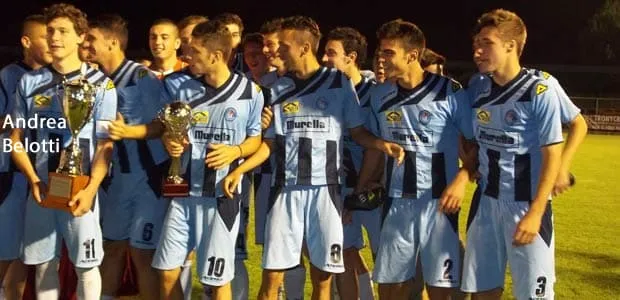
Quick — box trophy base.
[162,179,189,198]
[44,173,90,212]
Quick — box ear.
[505,39,516,53]
[407,49,420,64]
[347,51,358,65]
[174,37,181,50]
[110,38,118,50]
[301,41,311,57]
[77,33,85,45]
[20,36,31,49]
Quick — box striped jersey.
[526,68,580,124]
[265,66,365,187]
[368,72,473,199]
[468,70,564,202]
[162,70,263,198]
[0,61,32,172]
[12,63,117,184]
[342,73,375,188]
[108,59,168,177]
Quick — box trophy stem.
[168,157,182,184]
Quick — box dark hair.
[43,3,89,35]
[241,32,263,50]
[326,27,367,67]
[192,19,233,61]
[259,18,283,35]
[177,15,208,30]
[89,14,129,51]
[420,48,446,68]
[213,13,244,33]
[473,9,527,57]
[22,14,46,36]
[377,19,426,59]
[151,18,178,36]
[280,16,322,55]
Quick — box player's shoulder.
[18,65,55,94]
[466,72,492,91]
[368,81,397,108]
[1,61,31,78]
[233,71,263,101]
[163,67,196,87]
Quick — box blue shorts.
[0,173,27,260]
[373,197,461,287]
[101,172,168,249]
[262,185,344,274]
[152,196,241,286]
[462,189,555,300]
[235,174,251,260]
[341,186,381,255]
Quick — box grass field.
[185,134,620,299]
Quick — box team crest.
[419,110,432,125]
[504,109,519,125]
[34,94,51,107]
[224,107,237,121]
[476,109,491,124]
[192,111,209,124]
[282,101,300,114]
[385,111,402,123]
[316,97,328,110]
[105,80,115,90]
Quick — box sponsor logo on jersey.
[106,80,115,90]
[419,110,432,125]
[477,127,519,148]
[389,127,433,147]
[282,101,300,114]
[536,83,547,95]
[504,109,519,125]
[541,71,551,80]
[138,69,149,79]
[224,107,237,121]
[192,111,209,124]
[316,97,328,110]
[285,116,330,133]
[476,109,491,124]
[385,111,402,123]
[34,94,52,107]
[193,128,234,142]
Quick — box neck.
[202,64,231,88]
[491,57,521,86]
[294,56,321,80]
[22,53,43,70]
[51,54,83,74]
[345,67,362,86]
[397,64,425,89]
[100,51,126,76]
[152,56,177,72]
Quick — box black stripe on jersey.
[342,147,357,188]
[238,80,253,100]
[398,75,443,107]
[385,156,394,197]
[0,170,14,205]
[356,79,372,105]
[183,144,193,184]
[378,74,435,112]
[270,68,328,106]
[217,193,241,231]
[79,138,91,176]
[466,185,482,231]
[539,201,553,247]
[47,65,81,79]
[328,72,342,89]
[471,70,529,108]
[109,59,129,82]
[488,74,534,106]
[484,149,500,199]
[514,153,531,202]
[274,135,286,185]
[189,73,240,108]
[327,184,342,215]
[516,79,540,103]
[402,151,417,198]
[137,140,163,197]
[431,153,447,199]
[115,141,131,173]
[83,68,99,81]
[444,211,458,234]
[203,148,217,197]
[16,61,33,72]
[0,78,9,111]
[210,75,243,105]
[325,140,338,185]
[297,68,332,97]
[48,133,63,173]
[260,86,272,107]
[296,137,312,185]
[433,77,449,102]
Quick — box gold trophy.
[159,101,194,197]
[44,78,98,212]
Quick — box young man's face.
[377,38,410,81]
[473,26,510,74]
[180,23,199,58]
[243,41,268,75]
[24,23,52,66]
[262,32,284,72]
[85,28,112,64]
[322,39,350,71]
[47,17,84,62]
[149,24,180,60]
[277,30,306,73]
[373,56,386,83]
[226,24,242,49]
[188,38,214,75]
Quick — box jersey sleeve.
[0,71,11,116]
[531,82,564,146]
[342,76,364,129]
[449,83,474,140]
[246,84,264,137]
[138,69,165,121]
[366,94,381,136]
[94,78,118,139]
[12,77,29,121]
[549,77,580,124]
[160,77,176,107]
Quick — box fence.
[571,96,620,132]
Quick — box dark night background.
[1,0,618,97]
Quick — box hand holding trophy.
[159,101,194,197]
[44,78,98,212]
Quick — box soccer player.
[372,51,386,84]
[213,13,247,74]
[321,26,379,300]
[221,16,404,300]
[148,19,263,300]
[85,14,169,300]
[460,9,565,300]
[178,15,209,63]
[356,19,474,300]
[149,19,187,79]
[9,3,118,300]
[242,33,271,84]
[0,14,52,300]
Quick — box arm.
[108,116,165,140]
[205,134,263,169]
[349,126,404,164]
[553,114,587,195]
[10,128,46,202]
[355,148,385,193]
[222,139,273,198]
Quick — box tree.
[580,0,620,64]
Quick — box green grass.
[184,134,620,299]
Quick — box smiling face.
[149,23,180,60]
[85,27,113,64]
[262,32,285,72]
[321,39,349,71]
[277,29,305,73]
[46,17,83,62]
[24,22,52,65]
[243,41,268,75]
[377,38,412,81]
[473,26,511,74]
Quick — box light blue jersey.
[526,68,580,124]
[162,70,263,197]
[469,70,564,204]
[368,73,473,199]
